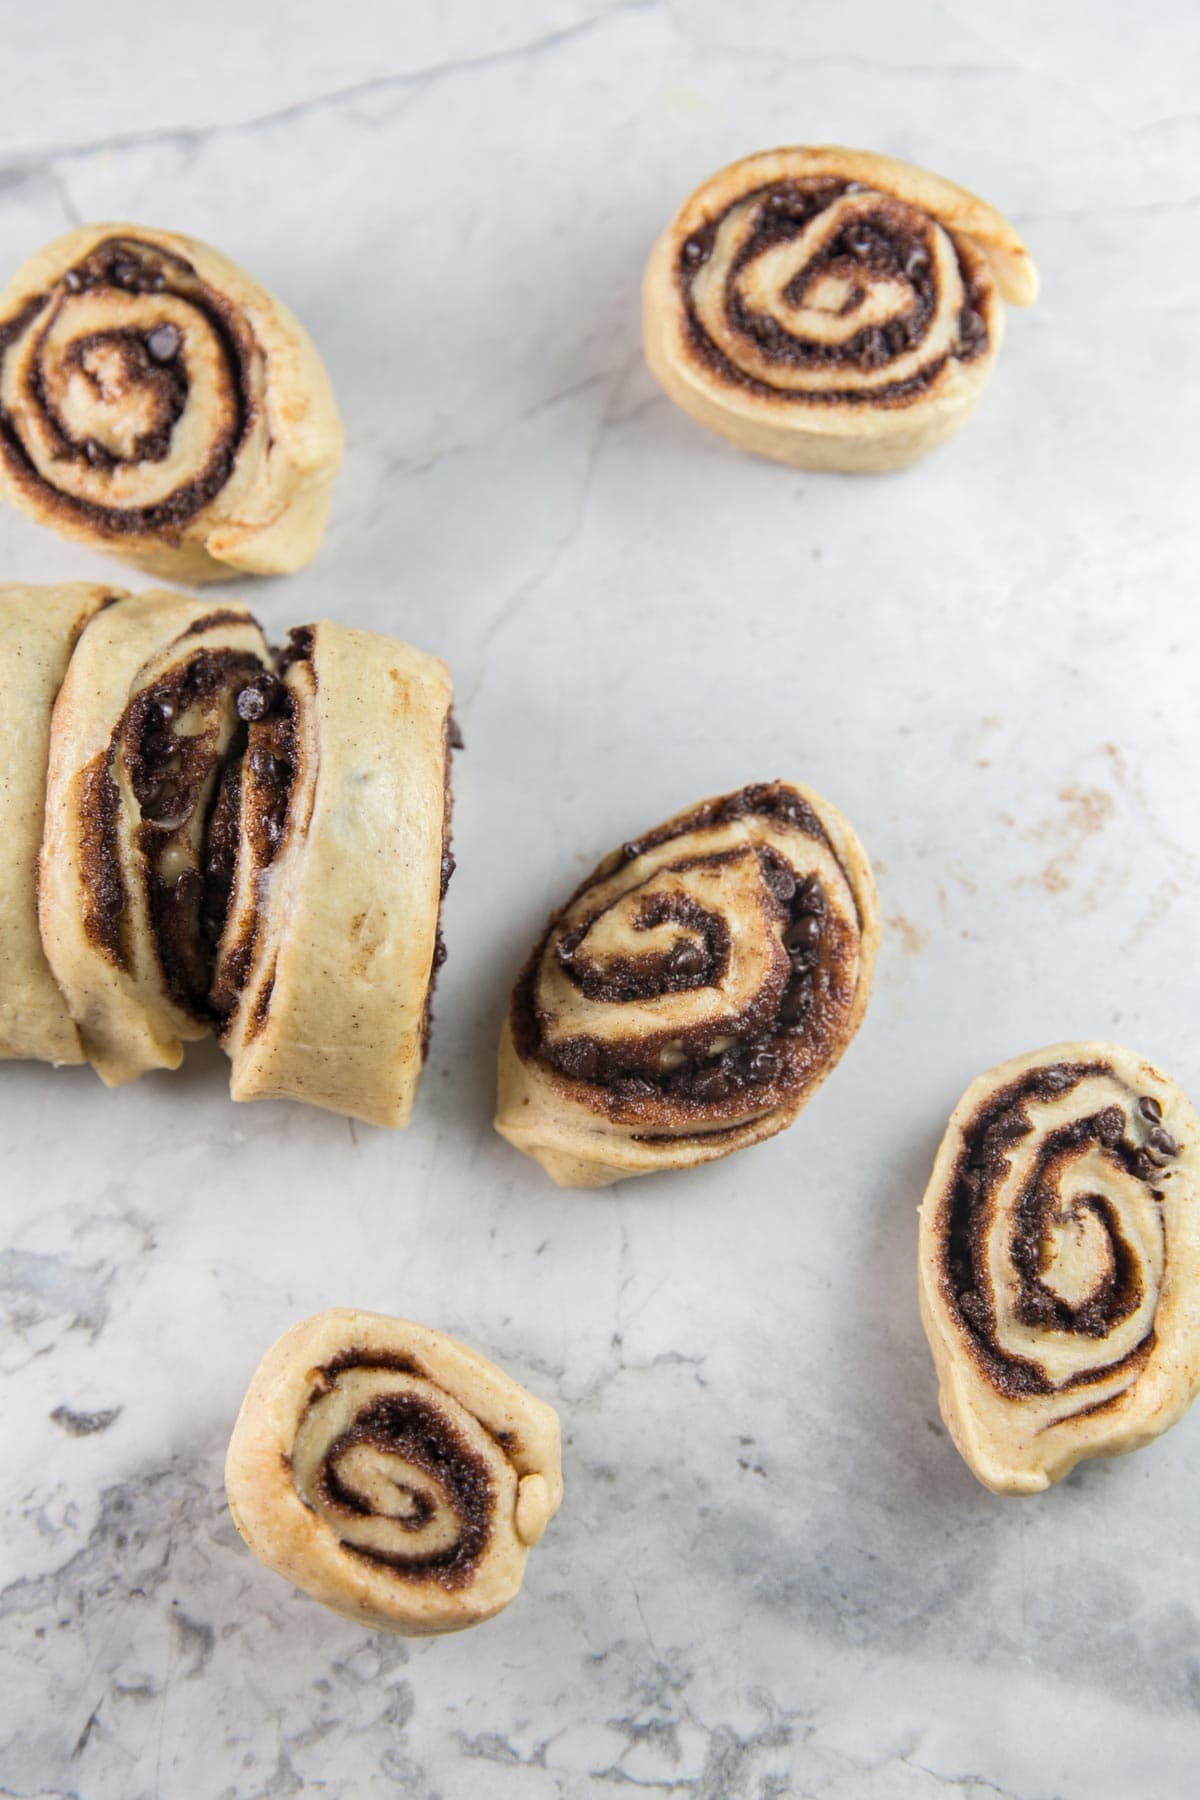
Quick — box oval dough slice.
[496,779,878,1186]
[0,223,343,581]
[643,145,1037,472]
[918,1042,1200,1493]
[225,1308,563,1635]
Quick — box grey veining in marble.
[2,2,1199,1795]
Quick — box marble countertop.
[2,3,1198,1795]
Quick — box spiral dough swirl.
[225,1310,563,1635]
[0,224,342,579]
[0,235,251,531]
[642,147,1037,472]
[683,177,989,404]
[292,1358,499,1587]
[919,1044,1200,1493]
[497,781,878,1186]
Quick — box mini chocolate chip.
[905,248,929,280]
[440,849,456,893]
[432,934,448,970]
[745,1047,780,1084]
[848,228,875,258]
[158,699,176,723]
[63,269,83,293]
[142,782,191,827]
[667,939,706,980]
[692,1065,731,1103]
[447,714,464,750]
[621,840,645,863]
[795,877,826,916]
[556,1039,599,1082]
[151,272,167,291]
[1139,1095,1163,1123]
[236,686,269,723]
[683,238,703,261]
[83,439,108,466]
[146,323,181,363]
[784,915,822,956]
[555,927,584,965]
[248,745,283,782]
[1040,1068,1075,1094]
[1147,1126,1178,1160]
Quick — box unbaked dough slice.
[226,1309,563,1635]
[918,1041,1200,1492]
[39,590,272,1083]
[0,581,119,1064]
[210,623,455,1127]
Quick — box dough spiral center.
[292,1363,497,1588]
[0,236,253,530]
[681,179,988,401]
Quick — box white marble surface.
[2,3,1199,1795]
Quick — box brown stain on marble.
[887,913,928,956]
[1016,783,1115,903]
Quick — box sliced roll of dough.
[496,779,878,1186]
[0,223,343,581]
[0,582,118,1064]
[643,145,1038,472]
[38,591,272,1084]
[918,1042,1200,1493]
[210,623,455,1127]
[226,1308,562,1635]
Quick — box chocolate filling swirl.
[678,176,991,406]
[0,236,255,535]
[292,1356,497,1590]
[941,1062,1177,1401]
[81,641,272,1021]
[513,781,866,1125]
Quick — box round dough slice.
[496,779,878,1186]
[209,623,455,1127]
[0,223,343,581]
[918,1042,1200,1493]
[643,145,1037,472]
[225,1309,563,1636]
[0,582,119,1064]
[38,591,272,1084]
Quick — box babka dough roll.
[210,624,455,1128]
[0,582,118,1064]
[496,780,878,1187]
[225,1309,563,1636]
[38,591,272,1084]
[643,146,1037,472]
[0,223,343,581]
[918,1043,1200,1494]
